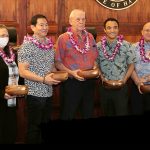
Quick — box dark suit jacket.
[0,53,24,103]
[0,56,9,102]
[0,55,18,144]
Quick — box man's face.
[31,18,49,38]
[69,11,86,32]
[104,21,119,40]
[142,23,150,42]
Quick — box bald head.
[143,22,150,30]
[142,22,150,42]
[69,9,86,33]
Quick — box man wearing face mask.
[0,24,19,144]
[97,18,136,116]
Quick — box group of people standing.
[0,9,150,144]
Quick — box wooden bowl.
[52,71,68,81]
[103,80,124,90]
[77,68,99,79]
[140,84,150,94]
[5,85,28,96]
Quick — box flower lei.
[23,36,53,51]
[0,47,15,64]
[139,36,150,63]
[67,27,90,54]
[101,35,124,61]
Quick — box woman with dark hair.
[0,24,19,144]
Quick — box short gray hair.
[69,9,85,19]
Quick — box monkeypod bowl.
[5,85,28,96]
[103,80,124,90]
[52,71,68,81]
[140,84,150,94]
[77,68,99,79]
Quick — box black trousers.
[26,95,52,144]
[0,100,17,144]
[60,78,96,120]
[130,83,150,115]
[99,84,129,116]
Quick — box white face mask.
[0,37,9,48]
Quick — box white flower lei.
[67,27,90,54]
[0,47,15,63]
[101,35,123,61]
[23,36,53,51]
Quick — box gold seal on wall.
[96,0,138,10]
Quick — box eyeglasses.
[75,18,86,22]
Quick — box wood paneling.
[63,0,150,24]
[1,0,149,43]
[27,0,58,25]
[0,0,17,21]
[0,0,27,44]
[17,0,27,44]
[0,0,150,144]
[62,0,150,43]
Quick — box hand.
[4,93,16,100]
[71,69,85,81]
[44,73,61,85]
[141,75,150,82]
[137,77,147,94]
[100,74,107,84]
[93,65,97,70]
[118,79,125,86]
[137,81,144,94]
[139,75,148,83]
[96,69,100,79]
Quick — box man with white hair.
[55,9,98,120]
[131,22,150,115]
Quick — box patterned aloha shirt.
[18,36,55,97]
[55,28,98,70]
[97,39,136,80]
[132,41,150,83]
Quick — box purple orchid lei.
[23,36,54,51]
[67,27,90,54]
[0,47,15,63]
[139,36,150,63]
[101,35,124,61]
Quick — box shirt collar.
[70,27,86,38]
[106,38,117,47]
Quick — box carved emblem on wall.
[96,0,138,10]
